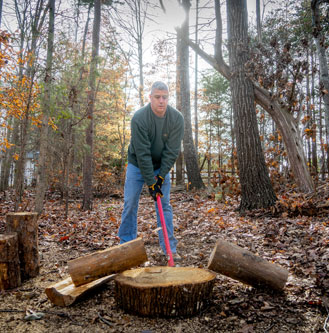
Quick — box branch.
[159,0,166,13]
[187,38,230,79]
[214,0,223,64]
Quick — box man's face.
[149,89,169,117]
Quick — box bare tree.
[311,0,329,174]
[13,0,49,209]
[35,0,55,214]
[194,0,199,156]
[226,0,276,210]
[177,0,204,189]
[109,0,152,107]
[189,0,314,193]
[256,0,262,42]
[82,0,101,210]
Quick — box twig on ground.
[324,314,329,333]
[97,312,114,326]
[324,298,329,333]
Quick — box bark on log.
[5,212,39,280]
[207,238,288,290]
[45,274,115,307]
[0,233,21,290]
[114,266,216,317]
[68,238,148,287]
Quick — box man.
[118,81,184,260]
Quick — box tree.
[0,0,2,27]
[226,0,277,210]
[177,0,204,189]
[188,0,314,193]
[35,0,55,214]
[311,0,329,174]
[16,0,49,208]
[109,0,152,107]
[194,0,199,156]
[82,0,101,210]
[200,70,231,174]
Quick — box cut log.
[114,266,216,317]
[207,238,288,291]
[68,238,148,287]
[45,274,115,307]
[0,233,21,290]
[5,213,39,280]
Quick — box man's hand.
[148,182,163,201]
[156,175,164,188]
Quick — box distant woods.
[0,0,328,212]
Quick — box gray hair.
[150,81,169,95]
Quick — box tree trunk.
[311,49,318,175]
[254,86,314,192]
[256,0,262,42]
[13,0,48,209]
[311,0,329,175]
[5,212,39,280]
[82,0,101,211]
[175,36,184,185]
[114,266,216,317]
[0,0,3,27]
[68,238,147,287]
[178,0,204,190]
[175,152,184,185]
[14,110,30,209]
[194,0,199,156]
[35,0,55,214]
[138,38,144,107]
[0,117,16,191]
[208,238,288,291]
[227,0,277,210]
[0,233,21,290]
[188,1,314,193]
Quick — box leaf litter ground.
[0,188,328,332]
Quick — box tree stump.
[0,233,21,290]
[114,266,216,317]
[6,212,39,280]
[68,238,148,287]
[207,238,288,291]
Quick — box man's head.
[149,81,169,117]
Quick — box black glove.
[148,182,163,201]
[156,175,164,188]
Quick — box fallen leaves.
[0,187,328,332]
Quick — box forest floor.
[0,186,328,333]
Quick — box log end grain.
[115,266,216,317]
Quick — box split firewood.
[45,274,115,307]
[68,238,148,287]
[207,238,288,291]
[6,212,39,280]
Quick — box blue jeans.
[118,163,178,254]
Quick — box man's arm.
[130,118,156,186]
[159,112,184,178]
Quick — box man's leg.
[155,172,178,254]
[118,163,144,244]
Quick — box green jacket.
[128,103,184,186]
